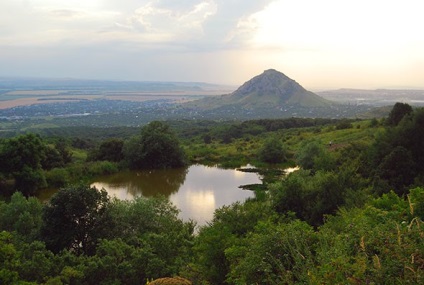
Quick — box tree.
[124,121,187,169]
[296,139,334,171]
[41,184,113,255]
[13,166,47,196]
[258,136,287,163]
[88,138,124,162]
[386,102,413,126]
[0,134,47,195]
[1,134,46,171]
[376,146,415,195]
[0,192,43,243]
[270,170,347,226]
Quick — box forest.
[0,102,423,284]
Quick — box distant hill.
[185,69,331,110]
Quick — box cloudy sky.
[1,0,423,89]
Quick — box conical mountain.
[187,69,330,110]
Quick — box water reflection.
[91,167,188,198]
[91,165,260,226]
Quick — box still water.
[90,164,261,226]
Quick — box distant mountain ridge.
[186,69,331,110]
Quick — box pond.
[90,164,262,226]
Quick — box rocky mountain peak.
[232,69,305,99]
[184,68,330,112]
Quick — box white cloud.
[120,0,217,41]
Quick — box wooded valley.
[1,103,423,284]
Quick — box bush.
[45,168,70,188]
[258,136,287,164]
[87,161,119,177]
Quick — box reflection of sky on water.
[91,182,141,200]
[170,165,258,225]
[90,165,260,226]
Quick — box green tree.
[0,134,47,195]
[270,170,348,226]
[192,200,275,284]
[376,146,416,195]
[386,102,413,126]
[13,166,47,196]
[1,134,45,170]
[88,138,124,162]
[0,231,21,285]
[0,192,43,243]
[367,108,424,191]
[296,139,334,171]
[42,139,73,170]
[258,136,287,163]
[41,184,113,255]
[124,121,187,169]
[54,138,73,164]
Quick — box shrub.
[45,168,70,188]
[87,161,119,177]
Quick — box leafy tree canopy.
[41,184,113,255]
[124,121,187,169]
[386,102,413,126]
[258,136,287,164]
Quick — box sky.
[1,0,423,90]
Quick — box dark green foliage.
[0,134,72,195]
[77,238,151,284]
[0,192,42,242]
[124,121,187,169]
[41,184,113,255]
[54,138,73,165]
[240,118,337,132]
[376,146,415,195]
[88,138,124,162]
[0,134,48,195]
[13,166,47,196]
[367,107,424,193]
[369,117,379,127]
[386,102,413,126]
[313,194,423,284]
[191,200,276,284]
[87,161,119,176]
[335,119,353,130]
[71,137,96,149]
[296,140,323,170]
[258,136,287,163]
[202,134,212,144]
[91,197,195,283]
[270,170,350,226]
[45,168,70,188]
[42,145,65,170]
[295,139,335,171]
[0,134,46,171]
[226,220,316,284]
[408,187,424,220]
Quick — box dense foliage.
[124,121,187,169]
[1,104,424,284]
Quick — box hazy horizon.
[1,0,423,90]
